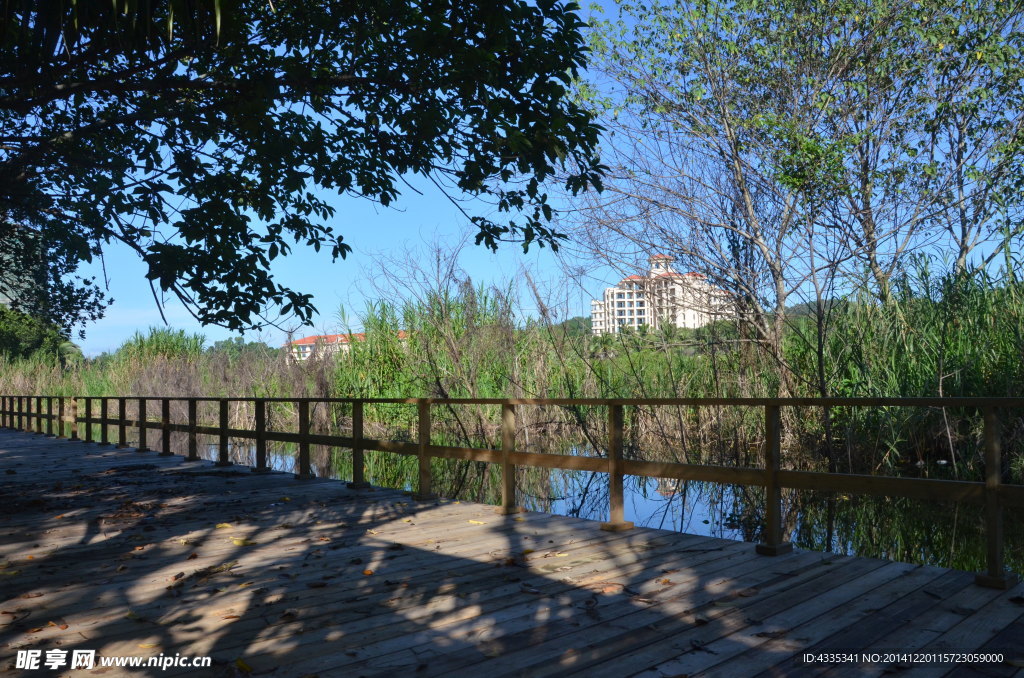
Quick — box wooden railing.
[1,394,1021,589]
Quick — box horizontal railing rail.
[0,394,1020,590]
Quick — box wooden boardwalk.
[0,430,1021,677]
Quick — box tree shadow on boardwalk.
[1,430,1021,678]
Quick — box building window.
[616,293,624,299]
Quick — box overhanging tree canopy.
[0,0,604,332]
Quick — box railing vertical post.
[976,408,1016,588]
[757,404,792,555]
[69,397,79,440]
[35,396,43,434]
[295,399,313,479]
[116,397,127,448]
[83,398,93,443]
[1,396,6,428]
[601,402,634,531]
[496,403,523,515]
[57,397,65,439]
[99,398,109,445]
[215,398,231,467]
[137,398,148,452]
[252,399,269,472]
[186,398,199,461]
[46,397,53,436]
[347,400,369,488]
[159,398,172,456]
[412,399,435,500]
[16,396,23,431]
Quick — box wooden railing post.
[99,398,109,445]
[601,403,634,531]
[757,404,792,555]
[412,399,435,500]
[45,397,54,436]
[346,400,369,488]
[1,396,7,428]
[976,408,1016,588]
[116,397,127,448]
[136,398,148,452]
[252,399,269,472]
[186,398,199,461]
[34,396,43,434]
[83,398,93,443]
[56,397,65,438]
[295,399,313,479]
[496,403,523,515]
[159,398,172,456]
[69,397,79,440]
[215,398,231,466]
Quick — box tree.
[573,0,1024,396]
[0,304,69,360]
[0,1,604,333]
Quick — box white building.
[590,255,726,335]
[286,331,408,361]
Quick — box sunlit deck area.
[1,428,1022,677]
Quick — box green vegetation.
[2,1,603,332]
[0,305,80,363]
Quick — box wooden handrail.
[1,393,1020,589]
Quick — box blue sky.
[71,2,630,356]
[75,179,609,356]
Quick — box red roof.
[620,275,645,283]
[649,254,674,260]
[287,330,408,347]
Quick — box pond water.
[206,443,1022,575]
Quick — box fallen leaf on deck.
[280,497,291,502]
[138,643,159,648]
[362,569,374,576]
[468,520,485,525]
[235,658,253,673]
[216,523,233,529]
[223,615,240,620]
[232,538,257,546]
[187,552,198,560]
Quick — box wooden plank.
[575,557,903,678]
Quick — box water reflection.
[201,443,1021,574]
